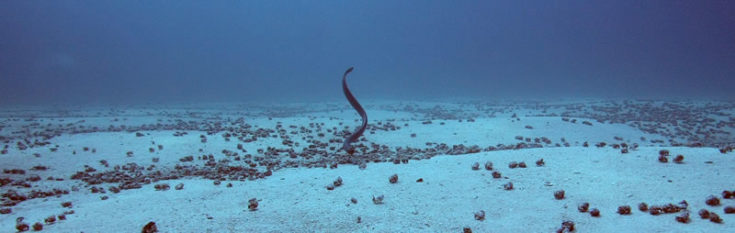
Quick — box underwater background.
[1,0,734,105]
[2,1,735,233]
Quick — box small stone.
[44,215,56,224]
[724,206,735,214]
[561,220,575,232]
[649,205,663,215]
[710,212,723,223]
[492,171,501,179]
[142,221,158,233]
[706,195,720,206]
[484,161,493,170]
[673,154,684,163]
[698,209,711,219]
[474,210,485,221]
[503,182,513,190]
[32,222,43,231]
[508,161,518,169]
[554,190,565,200]
[723,190,733,199]
[518,162,526,168]
[590,208,600,217]
[350,198,358,204]
[16,223,29,232]
[175,183,184,190]
[471,162,480,170]
[535,158,545,166]
[326,184,335,190]
[638,202,648,212]
[372,195,384,205]
[333,177,343,187]
[248,198,259,211]
[154,183,170,191]
[463,227,472,233]
[389,174,398,184]
[675,212,690,223]
[618,205,632,215]
[61,201,72,208]
[0,208,11,214]
[578,202,589,212]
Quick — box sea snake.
[342,67,367,154]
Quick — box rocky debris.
[154,183,170,191]
[3,169,25,175]
[2,188,69,207]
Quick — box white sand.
[1,100,733,233]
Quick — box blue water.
[1,1,734,105]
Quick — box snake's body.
[341,67,367,154]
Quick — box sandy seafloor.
[1,99,734,233]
